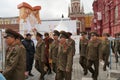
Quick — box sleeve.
[73,40,76,55]
[66,46,73,71]
[41,42,45,62]
[3,47,20,77]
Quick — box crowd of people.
[0,28,120,80]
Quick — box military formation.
[0,28,120,80]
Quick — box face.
[26,35,31,40]
[91,35,97,40]
[36,36,41,41]
[15,39,21,44]
[60,37,66,44]
[5,36,15,46]
[53,35,58,40]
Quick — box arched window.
[115,0,118,23]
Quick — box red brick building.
[92,0,120,36]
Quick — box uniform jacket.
[86,39,101,61]
[34,40,45,62]
[79,38,88,57]
[57,43,73,71]
[3,43,26,80]
[49,40,59,63]
[99,39,110,59]
[67,38,76,56]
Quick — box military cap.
[102,33,110,37]
[67,32,72,37]
[90,32,98,36]
[59,31,68,39]
[53,30,60,36]
[26,33,32,36]
[4,28,18,38]
[80,31,87,36]
[36,32,43,37]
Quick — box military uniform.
[100,39,110,71]
[3,29,26,80]
[79,34,88,75]
[86,32,101,80]
[49,40,59,73]
[56,31,73,80]
[35,32,46,80]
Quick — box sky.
[0,0,94,19]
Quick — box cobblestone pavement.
[27,54,120,80]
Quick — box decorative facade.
[92,0,120,36]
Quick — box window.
[115,0,118,23]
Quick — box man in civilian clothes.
[22,33,35,76]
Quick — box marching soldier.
[56,31,73,80]
[86,32,101,80]
[49,30,60,73]
[79,32,88,75]
[99,33,110,71]
[34,32,46,80]
[67,32,76,56]
[3,28,26,80]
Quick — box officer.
[86,32,101,80]
[56,31,73,80]
[3,28,26,80]
[49,30,60,79]
[34,32,46,80]
[79,32,88,75]
[67,32,76,56]
[22,33,35,76]
[99,33,110,71]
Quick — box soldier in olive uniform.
[3,28,26,80]
[99,33,110,71]
[79,32,88,75]
[67,32,76,56]
[49,30,60,73]
[49,30,60,80]
[86,32,101,80]
[56,31,73,80]
[34,32,46,80]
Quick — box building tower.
[68,0,85,35]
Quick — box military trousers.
[86,60,99,80]
[102,53,109,71]
[52,63,57,73]
[79,56,87,72]
[35,60,46,79]
[56,69,72,80]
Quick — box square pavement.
[27,54,120,80]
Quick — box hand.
[66,68,70,72]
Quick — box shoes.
[29,73,34,76]
[84,71,88,75]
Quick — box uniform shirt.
[57,43,73,71]
[67,38,76,56]
[49,40,59,63]
[86,39,101,61]
[35,40,45,62]
[79,38,88,57]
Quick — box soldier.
[86,32,101,80]
[56,31,73,80]
[22,33,35,76]
[79,32,88,75]
[34,32,46,80]
[49,30,60,79]
[99,33,110,71]
[3,28,26,80]
[67,32,76,56]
